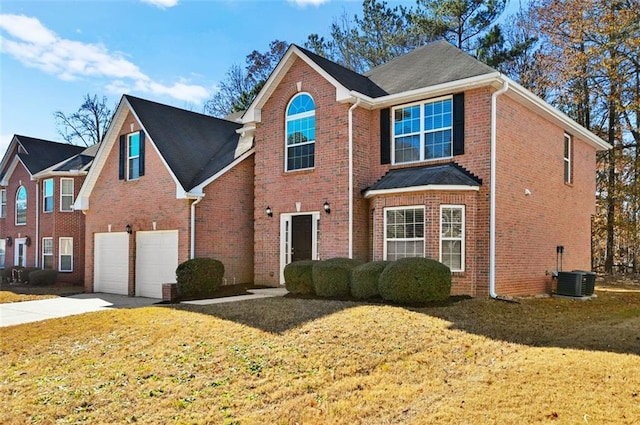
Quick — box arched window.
[16,186,27,225]
[285,93,315,171]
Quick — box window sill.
[283,167,315,175]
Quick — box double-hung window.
[384,207,425,260]
[393,96,453,163]
[0,189,6,218]
[128,132,141,180]
[16,186,27,225]
[43,179,54,212]
[285,93,315,171]
[564,133,572,184]
[59,237,73,272]
[440,205,465,272]
[42,237,53,269]
[60,178,74,211]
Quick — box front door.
[14,239,26,267]
[280,212,320,283]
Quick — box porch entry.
[14,239,26,267]
[280,212,320,284]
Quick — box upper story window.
[119,131,145,181]
[43,179,54,213]
[60,178,74,211]
[0,189,6,218]
[393,96,453,164]
[285,93,315,171]
[564,133,572,184]
[16,186,27,225]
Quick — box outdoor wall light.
[6,236,12,246]
[126,224,132,234]
[323,201,331,214]
[266,206,273,217]
[25,236,31,246]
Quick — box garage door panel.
[135,230,178,298]
[94,232,129,295]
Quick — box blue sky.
[0,0,365,153]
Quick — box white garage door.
[94,232,129,295]
[135,230,179,298]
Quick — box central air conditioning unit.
[556,271,596,297]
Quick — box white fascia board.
[363,184,480,199]
[190,148,255,194]
[0,157,30,186]
[0,136,20,177]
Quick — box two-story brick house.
[74,95,254,298]
[241,41,610,297]
[0,135,94,284]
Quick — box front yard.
[1,283,639,424]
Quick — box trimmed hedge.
[284,260,318,294]
[379,257,451,304]
[28,270,59,286]
[175,258,224,299]
[350,261,391,299]
[3,266,40,284]
[312,257,362,298]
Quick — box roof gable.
[12,135,85,175]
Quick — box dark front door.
[291,215,313,262]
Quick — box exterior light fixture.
[126,224,132,234]
[6,236,12,246]
[25,236,31,246]
[266,206,273,217]
[323,201,331,214]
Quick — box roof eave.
[364,184,480,199]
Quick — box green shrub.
[284,260,318,294]
[312,257,362,298]
[3,266,40,284]
[175,258,224,299]
[28,270,59,286]
[350,261,392,299]
[379,257,451,305]
[21,267,40,283]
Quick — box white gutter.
[364,184,480,199]
[490,80,509,298]
[348,98,361,258]
[189,196,204,259]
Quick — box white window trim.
[15,186,26,226]
[127,132,140,181]
[0,189,6,218]
[43,178,54,213]
[284,92,316,172]
[383,205,425,261]
[564,133,572,184]
[42,237,53,270]
[439,204,465,272]
[59,237,73,272]
[60,178,74,212]
[391,95,453,165]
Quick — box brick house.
[0,135,94,284]
[74,95,254,298]
[241,41,610,297]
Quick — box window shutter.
[118,135,125,180]
[380,108,391,164]
[139,130,145,177]
[453,93,465,156]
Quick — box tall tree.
[54,94,112,146]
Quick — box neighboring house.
[241,41,611,297]
[0,135,94,284]
[74,95,254,298]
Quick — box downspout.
[490,79,509,298]
[190,196,204,259]
[348,97,361,258]
[35,180,39,268]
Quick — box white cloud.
[141,0,179,9]
[0,14,209,104]
[286,0,330,7]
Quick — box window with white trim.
[0,189,6,218]
[384,206,425,260]
[0,239,5,267]
[60,178,74,211]
[285,93,315,171]
[440,205,465,272]
[42,237,54,269]
[564,133,572,184]
[128,132,141,180]
[43,179,54,212]
[59,237,73,272]
[16,186,27,225]
[393,96,452,163]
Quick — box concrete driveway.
[0,293,160,327]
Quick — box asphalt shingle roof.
[125,95,243,190]
[366,163,482,193]
[14,135,87,174]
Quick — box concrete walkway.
[0,288,288,327]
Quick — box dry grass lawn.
[1,284,639,424]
